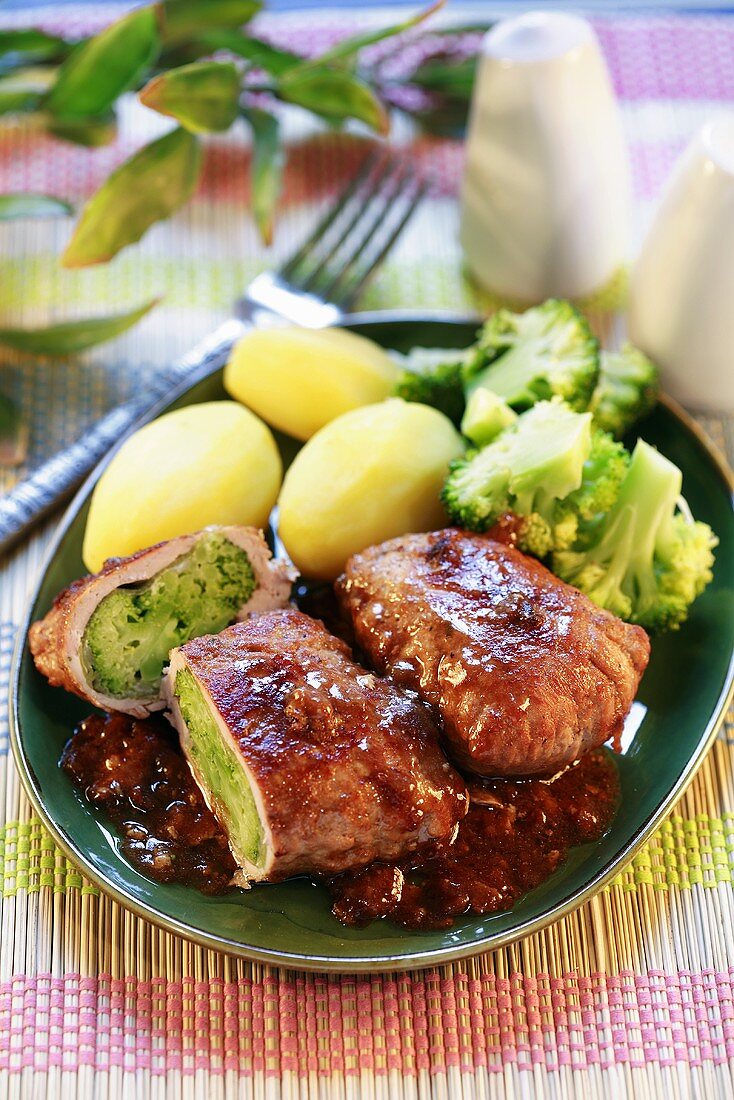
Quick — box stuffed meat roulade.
[30,526,294,717]
[163,609,468,883]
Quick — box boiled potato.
[83,401,282,572]
[223,326,397,441]
[278,398,464,581]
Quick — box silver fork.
[0,151,427,557]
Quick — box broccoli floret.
[553,440,717,631]
[461,387,517,446]
[590,343,659,439]
[557,429,630,548]
[393,348,466,426]
[442,400,625,558]
[463,299,599,413]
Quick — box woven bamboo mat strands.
[2,6,734,1098]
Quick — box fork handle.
[0,396,156,556]
[0,319,245,558]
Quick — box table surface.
[1,6,734,1098]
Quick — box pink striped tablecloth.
[1,6,734,1098]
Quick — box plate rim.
[9,309,734,973]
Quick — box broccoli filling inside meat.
[83,532,255,698]
[175,668,265,868]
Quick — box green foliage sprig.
[0,0,480,354]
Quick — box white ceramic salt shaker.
[460,11,631,304]
[628,114,734,411]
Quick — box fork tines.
[280,150,428,310]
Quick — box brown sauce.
[328,749,619,929]
[486,512,529,547]
[62,714,619,928]
[61,713,236,894]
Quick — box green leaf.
[306,0,442,67]
[0,392,28,466]
[0,29,71,67]
[366,22,489,75]
[45,7,160,121]
[410,55,477,97]
[0,298,159,356]
[162,0,262,47]
[140,60,240,132]
[242,107,283,245]
[406,99,470,138]
[278,67,389,133]
[48,112,117,147]
[0,193,72,219]
[62,127,201,267]
[0,29,68,59]
[0,67,52,116]
[201,29,301,77]
[0,86,40,115]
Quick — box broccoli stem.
[509,408,591,513]
[583,441,682,609]
[468,327,553,408]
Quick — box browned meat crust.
[29,526,294,717]
[164,609,468,882]
[336,529,650,777]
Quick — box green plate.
[10,313,734,972]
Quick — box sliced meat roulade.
[163,609,468,884]
[30,526,294,718]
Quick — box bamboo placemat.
[2,6,734,1097]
